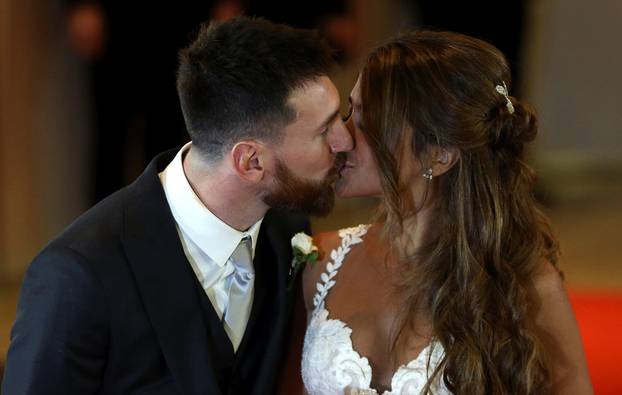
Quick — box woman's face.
[335,77,383,198]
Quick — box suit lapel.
[236,211,296,393]
[121,151,222,395]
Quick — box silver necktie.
[223,235,254,351]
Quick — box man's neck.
[182,149,268,231]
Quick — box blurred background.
[1,0,621,392]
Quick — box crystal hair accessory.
[495,81,515,114]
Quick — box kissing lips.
[339,162,355,177]
[328,153,347,181]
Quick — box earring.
[422,168,433,180]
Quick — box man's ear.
[429,146,460,177]
[230,140,266,182]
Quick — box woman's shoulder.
[530,260,593,393]
[301,230,342,313]
[301,225,372,313]
[529,260,564,301]
[530,260,569,328]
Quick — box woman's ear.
[429,146,460,177]
[230,140,266,182]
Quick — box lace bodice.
[301,225,451,395]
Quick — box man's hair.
[176,17,334,160]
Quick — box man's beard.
[262,153,346,217]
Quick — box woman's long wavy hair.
[360,31,560,394]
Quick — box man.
[2,17,352,394]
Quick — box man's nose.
[329,119,354,153]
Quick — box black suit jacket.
[2,150,309,394]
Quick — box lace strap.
[312,224,371,310]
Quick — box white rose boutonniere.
[288,232,319,290]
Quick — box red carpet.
[569,290,622,395]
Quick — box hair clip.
[495,81,515,114]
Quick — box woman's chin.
[334,177,355,198]
[335,177,381,199]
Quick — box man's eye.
[342,106,353,122]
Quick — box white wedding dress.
[301,225,452,395]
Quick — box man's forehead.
[287,76,340,117]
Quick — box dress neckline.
[309,224,443,394]
[310,305,440,394]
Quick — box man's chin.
[262,183,335,217]
[266,159,342,216]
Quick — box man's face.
[263,76,353,216]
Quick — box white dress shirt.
[159,143,262,350]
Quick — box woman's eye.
[342,105,353,122]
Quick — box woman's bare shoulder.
[301,230,342,313]
[531,261,594,394]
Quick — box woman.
[300,31,592,394]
